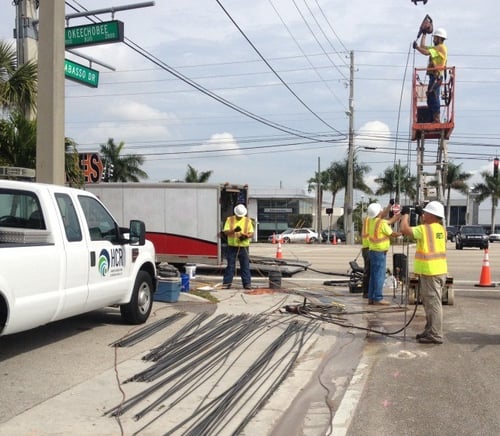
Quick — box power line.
[215,0,344,136]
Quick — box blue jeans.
[427,75,441,119]
[368,250,386,302]
[223,245,251,287]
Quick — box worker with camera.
[367,201,401,305]
[400,201,447,344]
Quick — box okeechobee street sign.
[64,59,99,88]
[65,20,124,48]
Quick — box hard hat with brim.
[423,201,445,219]
[367,203,382,219]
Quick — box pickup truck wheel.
[120,271,153,324]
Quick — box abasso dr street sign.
[64,59,99,88]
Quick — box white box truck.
[86,182,249,266]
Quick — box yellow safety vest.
[368,217,391,252]
[224,215,254,247]
[427,43,447,77]
[362,217,370,248]
[413,223,447,275]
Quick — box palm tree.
[307,169,331,233]
[442,162,471,224]
[473,171,500,233]
[308,156,372,230]
[184,164,212,183]
[65,137,84,188]
[0,41,38,115]
[99,138,148,182]
[0,112,36,168]
[374,163,417,204]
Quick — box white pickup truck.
[0,180,157,336]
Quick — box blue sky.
[1,1,500,214]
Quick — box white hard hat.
[234,204,247,217]
[422,201,445,219]
[434,28,447,39]
[367,203,382,219]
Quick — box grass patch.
[190,289,219,303]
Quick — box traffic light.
[494,157,499,178]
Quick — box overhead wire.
[215,0,344,136]
[65,0,346,144]
[267,0,347,109]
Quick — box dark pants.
[427,75,441,120]
[223,245,251,287]
[362,247,370,297]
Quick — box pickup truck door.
[54,193,90,318]
[77,195,134,309]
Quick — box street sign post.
[64,59,99,87]
[65,20,124,48]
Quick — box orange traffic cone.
[332,233,337,245]
[475,249,496,288]
[276,240,283,259]
[272,233,276,244]
[306,234,310,244]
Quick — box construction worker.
[414,27,448,123]
[367,201,401,305]
[362,200,395,298]
[222,204,254,290]
[400,201,447,344]
[361,213,371,299]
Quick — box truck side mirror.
[129,220,146,245]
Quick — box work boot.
[373,300,391,306]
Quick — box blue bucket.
[181,273,190,292]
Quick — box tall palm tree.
[443,162,471,224]
[308,156,372,230]
[184,164,212,183]
[374,163,417,204]
[307,169,330,232]
[473,171,500,233]
[99,138,148,182]
[0,41,38,115]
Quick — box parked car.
[488,233,500,243]
[455,225,489,250]
[321,229,346,243]
[446,226,458,242]
[268,228,319,243]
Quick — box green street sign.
[65,20,124,48]
[64,59,99,88]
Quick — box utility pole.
[14,0,38,120]
[344,50,355,245]
[36,1,65,185]
[316,157,322,236]
[14,0,38,66]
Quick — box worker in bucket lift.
[413,27,448,123]
[367,201,401,305]
[222,204,254,290]
[400,201,447,344]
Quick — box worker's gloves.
[401,206,411,216]
[412,40,418,50]
[234,226,241,232]
[239,235,248,241]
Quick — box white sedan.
[489,233,500,243]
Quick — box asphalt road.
[1,241,499,435]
